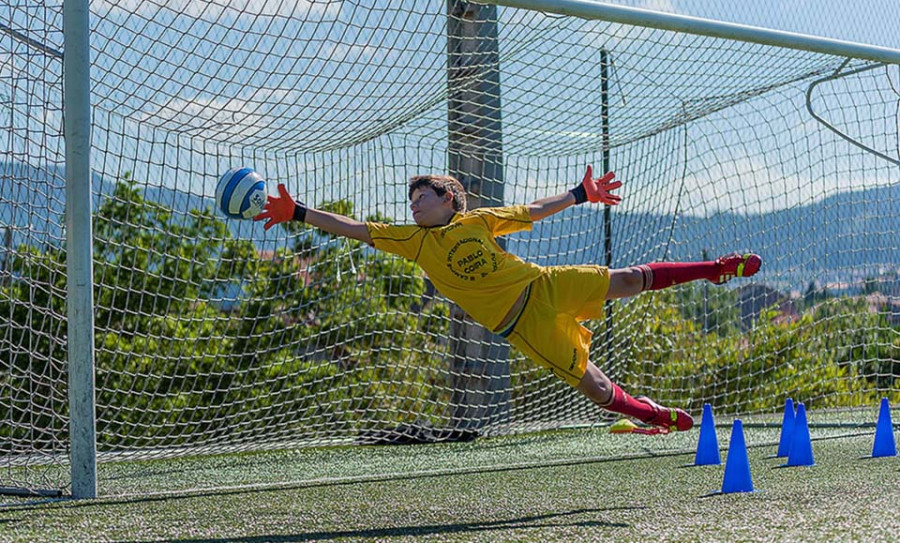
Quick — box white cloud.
[636,0,679,14]
[138,86,299,134]
[329,42,382,63]
[92,0,341,21]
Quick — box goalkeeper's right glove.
[569,165,622,206]
[253,183,307,231]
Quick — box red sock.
[637,260,718,291]
[604,383,656,421]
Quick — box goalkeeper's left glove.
[253,183,307,231]
[569,165,622,206]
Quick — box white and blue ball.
[216,167,268,219]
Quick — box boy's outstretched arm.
[253,184,374,245]
[527,166,621,221]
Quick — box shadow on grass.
[100,432,593,484]
[4,449,687,514]
[124,506,642,543]
[677,462,722,469]
[699,490,756,498]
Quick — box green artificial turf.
[2,424,898,542]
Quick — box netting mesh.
[0,2,68,494]
[2,1,899,495]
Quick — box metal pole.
[702,249,710,333]
[484,0,900,65]
[447,0,510,432]
[601,48,613,355]
[0,226,9,285]
[64,0,97,499]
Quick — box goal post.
[2,1,900,499]
[446,1,511,432]
[489,0,900,64]
[63,0,98,501]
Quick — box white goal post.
[491,0,900,64]
[63,0,98,501]
[2,0,899,500]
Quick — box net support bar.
[485,0,900,65]
[64,0,98,499]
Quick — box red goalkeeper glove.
[253,183,307,231]
[569,165,622,205]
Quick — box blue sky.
[610,0,900,49]
[1,1,898,228]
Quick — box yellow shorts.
[500,265,610,387]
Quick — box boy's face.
[410,186,455,227]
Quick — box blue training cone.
[721,419,754,493]
[776,398,795,458]
[872,397,897,458]
[694,403,721,466]
[785,403,814,467]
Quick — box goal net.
[2,1,898,497]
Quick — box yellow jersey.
[366,205,543,331]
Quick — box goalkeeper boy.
[254,167,761,432]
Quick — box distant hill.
[0,162,271,250]
[513,182,900,289]
[2,162,898,291]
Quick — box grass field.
[2,419,899,542]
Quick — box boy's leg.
[607,252,762,299]
[576,362,694,431]
[639,252,762,290]
[505,271,693,431]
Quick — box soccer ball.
[215,167,268,219]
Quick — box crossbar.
[485,0,900,65]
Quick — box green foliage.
[2,175,898,451]
[0,175,448,449]
[610,290,897,414]
[666,282,741,335]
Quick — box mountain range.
[2,162,898,292]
